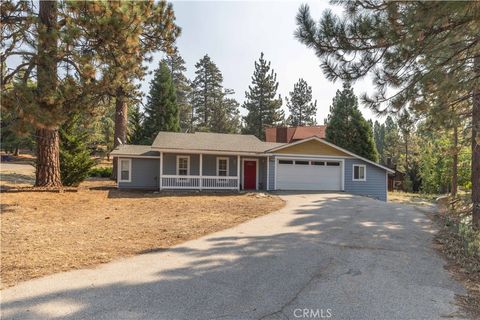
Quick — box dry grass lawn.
[388,191,438,206]
[1,179,284,289]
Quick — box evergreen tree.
[1,1,179,186]
[383,116,401,167]
[210,95,241,133]
[59,114,95,186]
[128,105,145,144]
[162,47,192,132]
[190,55,240,133]
[243,53,284,139]
[191,55,224,130]
[325,83,378,162]
[373,120,386,164]
[295,2,480,227]
[286,78,317,126]
[143,61,179,144]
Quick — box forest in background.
[1,1,478,229]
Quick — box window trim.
[294,160,309,165]
[176,155,190,176]
[216,157,229,177]
[352,164,366,181]
[118,158,132,183]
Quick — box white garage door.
[276,159,342,190]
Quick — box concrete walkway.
[1,193,467,319]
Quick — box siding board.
[118,158,159,189]
[344,158,387,201]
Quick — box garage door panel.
[276,160,341,190]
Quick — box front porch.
[159,153,268,191]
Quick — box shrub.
[60,115,95,186]
[89,166,112,178]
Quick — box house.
[265,125,326,143]
[110,131,394,201]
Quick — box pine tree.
[1,1,179,186]
[373,120,386,164]
[325,83,378,162]
[295,2,480,227]
[383,116,401,167]
[286,78,317,126]
[162,47,192,132]
[210,95,241,133]
[59,114,95,187]
[243,53,284,139]
[143,61,179,144]
[191,55,224,130]
[190,55,240,133]
[128,105,145,144]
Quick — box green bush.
[60,115,95,186]
[89,166,112,178]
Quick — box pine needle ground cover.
[1,179,284,289]
[434,196,480,318]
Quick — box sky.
[142,1,384,125]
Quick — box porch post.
[237,155,241,191]
[199,153,203,190]
[159,152,163,191]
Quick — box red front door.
[243,160,257,190]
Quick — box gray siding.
[259,157,267,190]
[202,155,238,176]
[118,158,159,189]
[163,153,200,175]
[344,158,387,201]
[268,156,275,190]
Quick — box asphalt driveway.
[1,193,467,319]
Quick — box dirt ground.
[1,179,284,289]
[388,191,438,206]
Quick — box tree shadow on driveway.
[1,195,467,320]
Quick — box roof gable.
[266,137,394,173]
[271,138,350,157]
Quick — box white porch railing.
[161,175,239,190]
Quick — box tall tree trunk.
[35,128,61,186]
[451,123,458,196]
[35,0,61,187]
[112,87,128,179]
[472,56,480,230]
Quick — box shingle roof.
[110,145,159,157]
[152,131,283,153]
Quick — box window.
[217,157,229,176]
[312,161,325,166]
[353,164,366,181]
[326,161,340,166]
[295,160,309,165]
[279,160,293,164]
[119,159,131,182]
[177,156,190,176]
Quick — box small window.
[326,162,340,166]
[217,157,229,176]
[353,164,366,181]
[177,156,190,176]
[295,160,309,165]
[119,159,131,182]
[312,161,325,166]
[279,160,293,164]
